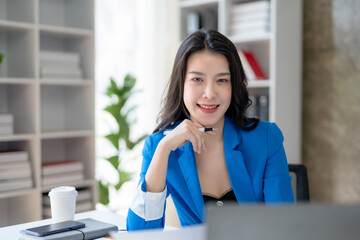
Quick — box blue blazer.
[127,116,294,230]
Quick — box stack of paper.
[0,113,14,135]
[41,160,84,187]
[230,0,270,36]
[40,51,83,79]
[0,151,33,192]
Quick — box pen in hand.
[163,128,218,136]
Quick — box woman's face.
[183,50,232,128]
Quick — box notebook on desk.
[112,203,360,240]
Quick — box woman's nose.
[202,82,216,99]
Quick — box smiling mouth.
[198,104,219,109]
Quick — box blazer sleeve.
[263,123,295,203]
[126,135,169,231]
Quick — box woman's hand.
[161,119,209,154]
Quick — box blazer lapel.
[223,117,257,203]
[178,143,204,220]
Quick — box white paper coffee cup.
[48,186,78,223]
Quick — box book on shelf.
[0,124,14,135]
[42,171,84,187]
[0,160,31,170]
[0,167,32,180]
[40,51,80,65]
[238,49,266,80]
[42,160,84,176]
[0,113,13,123]
[246,94,269,121]
[231,0,270,14]
[187,11,200,35]
[39,50,83,79]
[0,150,29,163]
[19,218,118,240]
[0,177,33,192]
[258,95,269,121]
[201,8,218,31]
[186,9,218,36]
[40,66,83,79]
[230,0,270,36]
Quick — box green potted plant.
[98,74,148,206]
[0,53,4,63]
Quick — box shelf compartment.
[247,87,270,122]
[40,31,94,80]
[39,0,93,30]
[180,1,218,40]
[235,40,270,79]
[40,85,94,133]
[0,139,37,192]
[0,26,35,78]
[41,136,95,182]
[0,0,35,24]
[0,192,40,227]
[0,84,36,135]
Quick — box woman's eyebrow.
[216,72,231,76]
[188,71,230,76]
[188,71,205,76]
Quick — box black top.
[202,189,237,204]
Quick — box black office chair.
[288,164,310,202]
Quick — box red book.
[241,50,267,79]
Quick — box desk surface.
[0,210,126,239]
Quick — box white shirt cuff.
[130,184,167,221]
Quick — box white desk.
[0,210,126,239]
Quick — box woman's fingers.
[163,119,206,153]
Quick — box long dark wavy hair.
[154,29,259,133]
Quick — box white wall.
[95,0,179,215]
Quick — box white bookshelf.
[179,0,302,164]
[0,0,95,227]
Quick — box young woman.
[127,29,294,231]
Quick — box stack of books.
[186,9,218,36]
[246,94,269,121]
[42,188,93,219]
[238,49,267,80]
[0,151,33,192]
[0,113,14,135]
[40,51,83,79]
[41,160,84,187]
[230,0,270,37]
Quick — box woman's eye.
[218,79,229,83]
[192,78,202,82]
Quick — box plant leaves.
[115,170,133,190]
[98,180,110,205]
[105,133,120,150]
[106,155,119,169]
[100,74,149,206]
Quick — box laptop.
[112,203,360,240]
[206,202,360,240]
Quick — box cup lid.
[48,186,78,197]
